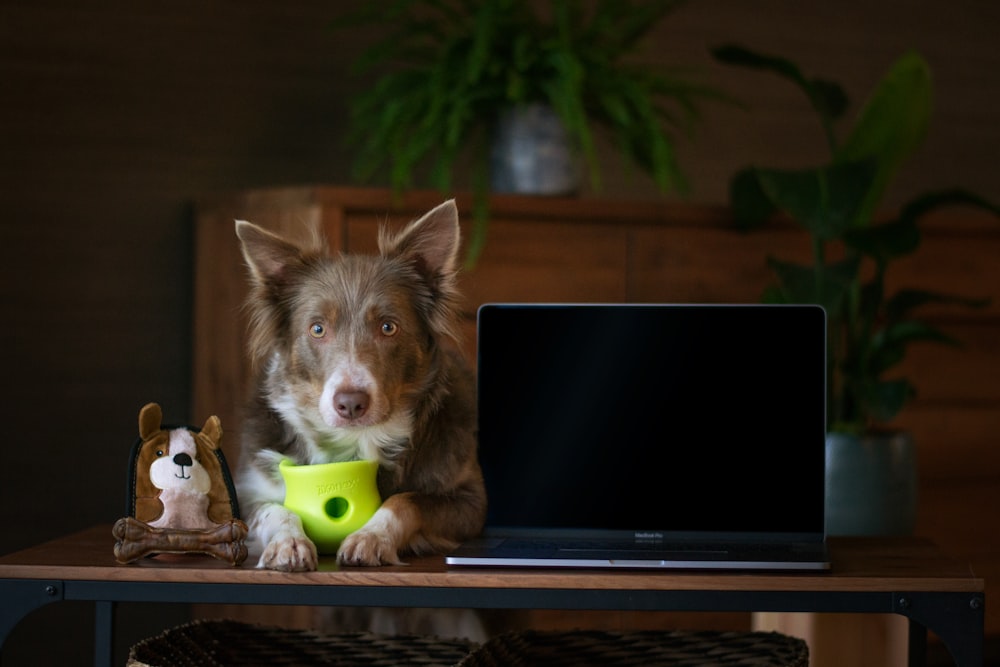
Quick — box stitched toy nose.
[334,390,370,420]
[173,453,193,467]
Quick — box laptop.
[446,303,831,571]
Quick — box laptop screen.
[476,303,827,540]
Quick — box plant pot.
[490,103,580,195]
[824,431,918,536]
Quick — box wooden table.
[0,526,985,666]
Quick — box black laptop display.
[446,303,831,571]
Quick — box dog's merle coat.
[234,200,485,571]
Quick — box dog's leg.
[251,502,319,571]
[336,496,413,566]
[337,482,483,567]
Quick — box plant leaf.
[728,167,776,231]
[878,319,960,348]
[753,160,878,240]
[863,378,914,423]
[766,255,860,313]
[884,288,990,322]
[842,217,920,262]
[868,320,960,378]
[710,43,848,148]
[898,187,1000,226]
[834,51,933,226]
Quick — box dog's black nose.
[173,453,193,467]
[334,390,370,420]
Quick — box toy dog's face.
[148,428,213,495]
[132,402,232,526]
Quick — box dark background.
[1,1,997,663]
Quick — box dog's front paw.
[258,534,319,572]
[338,527,403,566]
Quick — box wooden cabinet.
[193,185,1000,644]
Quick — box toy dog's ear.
[200,414,222,448]
[193,415,239,524]
[131,402,168,523]
[139,403,163,440]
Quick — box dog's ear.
[235,220,310,286]
[380,200,463,341]
[378,199,461,281]
[236,220,324,370]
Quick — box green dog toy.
[279,459,381,554]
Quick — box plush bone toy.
[112,403,248,565]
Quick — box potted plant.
[334,0,732,262]
[712,45,999,534]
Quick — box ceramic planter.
[824,431,918,536]
[490,103,580,195]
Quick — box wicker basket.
[458,629,809,667]
[128,619,808,667]
[127,619,477,667]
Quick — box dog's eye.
[380,321,398,337]
[309,323,326,338]
[155,450,164,457]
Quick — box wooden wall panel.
[346,217,631,309]
[628,225,812,303]
[899,322,1000,403]
[461,220,629,307]
[898,407,1000,481]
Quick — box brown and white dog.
[233,200,486,571]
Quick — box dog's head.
[132,402,236,525]
[235,200,465,461]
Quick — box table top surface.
[0,525,984,594]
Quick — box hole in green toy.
[324,496,349,520]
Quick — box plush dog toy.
[112,403,248,565]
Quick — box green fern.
[334,0,734,263]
